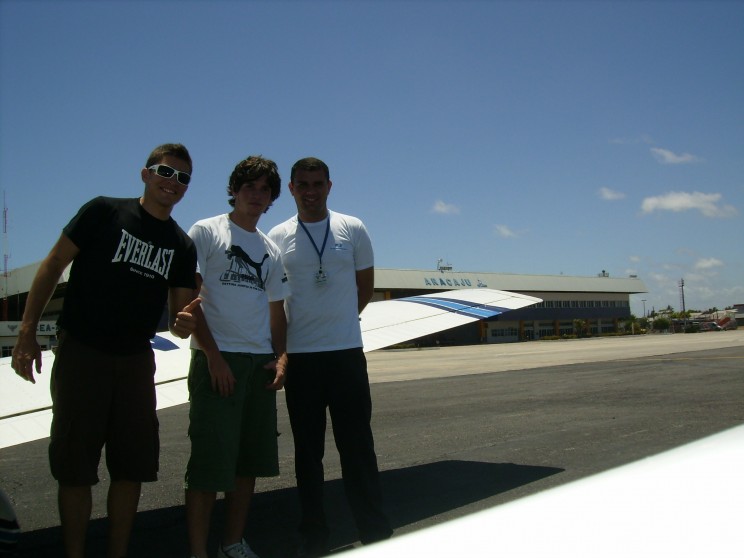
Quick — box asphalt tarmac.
[2,330,743,557]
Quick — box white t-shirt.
[268,210,374,353]
[188,214,287,353]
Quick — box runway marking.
[621,356,744,362]
[620,429,649,438]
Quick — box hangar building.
[373,268,646,346]
[0,260,647,355]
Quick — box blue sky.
[1,0,742,317]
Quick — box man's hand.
[11,333,43,384]
[172,298,201,339]
[265,354,287,391]
[207,353,236,397]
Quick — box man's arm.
[265,299,288,391]
[11,234,79,382]
[178,275,236,397]
[356,266,375,314]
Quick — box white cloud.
[629,255,641,263]
[494,224,516,238]
[609,135,654,145]
[650,147,702,164]
[432,200,460,215]
[641,191,737,218]
[598,187,625,201]
[694,257,724,271]
[650,272,669,284]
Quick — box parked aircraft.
[0,288,541,449]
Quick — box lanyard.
[298,216,330,275]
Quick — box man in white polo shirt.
[269,157,392,557]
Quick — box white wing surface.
[0,288,539,448]
[348,424,744,558]
[0,332,192,449]
[360,288,541,352]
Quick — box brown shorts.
[49,332,159,486]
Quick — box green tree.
[573,319,588,338]
[618,315,638,334]
[652,317,671,332]
[625,314,638,335]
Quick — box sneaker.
[217,538,259,558]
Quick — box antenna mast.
[3,192,8,320]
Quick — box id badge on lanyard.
[298,217,330,287]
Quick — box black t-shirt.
[59,196,197,354]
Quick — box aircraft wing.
[360,288,541,352]
[0,288,539,449]
[0,350,58,450]
[346,424,744,557]
[0,332,192,450]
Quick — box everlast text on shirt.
[111,229,175,279]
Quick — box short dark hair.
[290,157,330,182]
[228,155,281,210]
[145,143,192,173]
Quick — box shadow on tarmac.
[13,460,562,557]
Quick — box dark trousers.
[285,349,392,546]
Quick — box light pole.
[641,299,646,317]
[679,279,687,331]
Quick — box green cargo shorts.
[184,349,279,492]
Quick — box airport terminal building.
[373,268,646,346]
[0,260,647,355]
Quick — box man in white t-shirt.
[268,157,392,557]
[185,156,288,558]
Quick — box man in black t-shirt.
[11,143,200,558]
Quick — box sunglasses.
[148,164,191,186]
